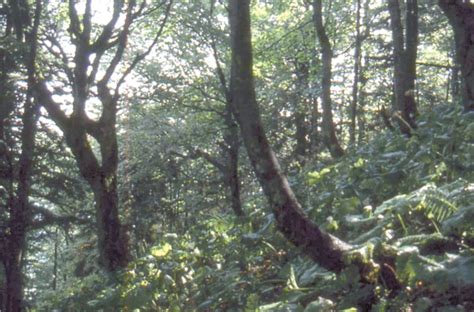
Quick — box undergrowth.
[35,106,474,311]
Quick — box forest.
[0,0,473,311]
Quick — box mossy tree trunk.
[228,0,350,272]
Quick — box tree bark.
[223,110,245,217]
[0,266,6,311]
[37,83,129,271]
[312,0,345,158]
[229,0,350,272]
[293,61,310,166]
[388,0,419,135]
[207,13,245,217]
[439,0,474,111]
[193,123,245,218]
[350,0,362,146]
[357,0,371,144]
[3,1,41,310]
[310,96,320,154]
[33,0,139,271]
[4,236,24,312]
[53,229,58,290]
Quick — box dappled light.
[1,0,473,311]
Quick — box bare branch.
[35,81,71,132]
[114,0,173,99]
[68,0,81,39]
[181,102,225,116]
[416,61,457,70]
[194,148,226,173]
[99,0,135,87]
[87,49,106,86]
[83,0,93,41]
[90,0,125,53]
[207,2,230,101]
[190,84,227,107]
[44,34,75,83]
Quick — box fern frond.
[422,189,458,223]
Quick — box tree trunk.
[350,0,362,146]
[53,230,58,290]
[0,263,5,311]
[388,0,419,135]
[293,61,309,166]
[3,1,41,309]
[194,113,245,218]
[357,0,371,144]
[229,0,350,272]
[226,146,244,217]
[32,0,145,271]
[311,0,345,158]
[93,175,129,270]
[439,0,474,111]
[310,96,320,154]
[0,29,15,312]
[224,111,245,217]
[4,240,24,312]
[36,84,130,272]
[208,18,245,217]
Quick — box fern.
[421,188,458,223]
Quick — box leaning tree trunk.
[228,0,402,293]
[439,0,474,111]
[228,0,350,272]
[312,0,345,158]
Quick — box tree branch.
[99,0,135,87]
[30,205,92,230]
[90,0,124,53]
[67,0,81,40]
[114,0,173,100]
[193,148,226,173]
[35,81,71,132]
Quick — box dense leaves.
[1,0,473,311]
[31,105,474,311]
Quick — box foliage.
[31,104,474,311]
[2,0,472,311]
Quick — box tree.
[227,1,408,299]
[34,0,171,271]
[438,0,474,111]
[0,0,41,309]
[196,1,245,216]
[292,60,310,166]
[350,0,363,145]
[311,0,345,158]
[228,0,349,272]
[388,0,419,135]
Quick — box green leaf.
[258,302,303,312]
[303,297,334,312]
[287,265,299,290]
[150,243,172,258]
